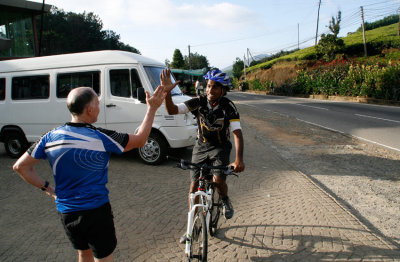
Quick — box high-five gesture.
[160,68,180,93]
[145,85,166,111]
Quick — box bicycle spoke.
[190,212,207,261]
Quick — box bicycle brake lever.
[224,166,236,175]
[180,160,188,170]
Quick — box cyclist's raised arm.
[164,91,179,115]
[161,69,180,115]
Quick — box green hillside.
[241,23,400,102]
[249,23,400,72]
[345,23,399,46]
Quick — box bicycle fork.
[185,191,210,256]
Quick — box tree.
[164,59,171,68]
[183,52,209,70]
[170,49,185,68]
[117,42,140,54]
[38,7,140,56]
[232,57,244,79]
[316,11,345,61]
[356,14,398,32]
[328,11,341,37]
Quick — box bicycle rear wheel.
[209,186,221,237]
[190,212,207,261]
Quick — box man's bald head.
[67,87,97,116]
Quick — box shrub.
[293,60,400,101]
[249,79,263,90]
[239,80,249,91]
[316,11,345,61]
[232,78,239,90]
[377,61,400,100]
[246,78,274,92]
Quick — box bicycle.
[168,156,237,262]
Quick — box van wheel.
[138,132,167,165]
[4,132,28,158]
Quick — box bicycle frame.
[167,156,236,260]
[185,184,214,256]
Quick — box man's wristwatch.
[41,181,49,191]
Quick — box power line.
[363,0,397,7]
[250,5,398,61]
[191,1,399,63]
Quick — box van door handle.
[106,104,116,108]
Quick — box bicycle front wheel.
[190,212,207,261]
[209,188,221,237]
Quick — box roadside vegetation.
[35,7,140,56]
[233,15,400,102]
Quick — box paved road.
[1,102,399,261]
[229,92,400,152]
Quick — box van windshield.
[144,66,183,96]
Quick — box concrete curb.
[240,90,400,107]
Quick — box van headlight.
[184,113,195,124]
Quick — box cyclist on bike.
[161,68,245,243]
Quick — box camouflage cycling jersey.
[184,95,240,146]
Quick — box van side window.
[0,78,5,101]
[110,69,131,98]
[130,69,142,98]
[57,71,100,98]
[12,75,49,100]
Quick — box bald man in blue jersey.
[13,85,166,262]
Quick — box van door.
[104,67,147,133]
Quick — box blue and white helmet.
[203,69,231,87]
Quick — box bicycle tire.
[190,212,207,261]
[209,185,221,237]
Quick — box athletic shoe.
[222,196,234,219]
[179,234,188,244]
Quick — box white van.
[0,50,197,164]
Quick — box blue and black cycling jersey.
[28,122,129,213]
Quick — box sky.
[31,0,399,69]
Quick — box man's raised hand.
[160,68,180,93]
[146,85,166,110]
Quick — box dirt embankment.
[245,62,299,86]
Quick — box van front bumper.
[159,124,197,148]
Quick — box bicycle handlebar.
[167,155,237,176]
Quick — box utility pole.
[247,48,254,66]
[298,23,300,50]
[188,45,191,70]
[188,45,193,82]
[360,6,368,57]
[398,7,400,36]
[315,0,321,46]
[243,54,247,80]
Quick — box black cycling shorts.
[190,141,232,181]
[59,202,117,259]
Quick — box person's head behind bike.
[203,69,230,106]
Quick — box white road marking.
[295,103,329,111]
[241,102,400,153]
[355,114,400,124]
[297,119,400,153]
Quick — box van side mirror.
[137,87,146,103]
